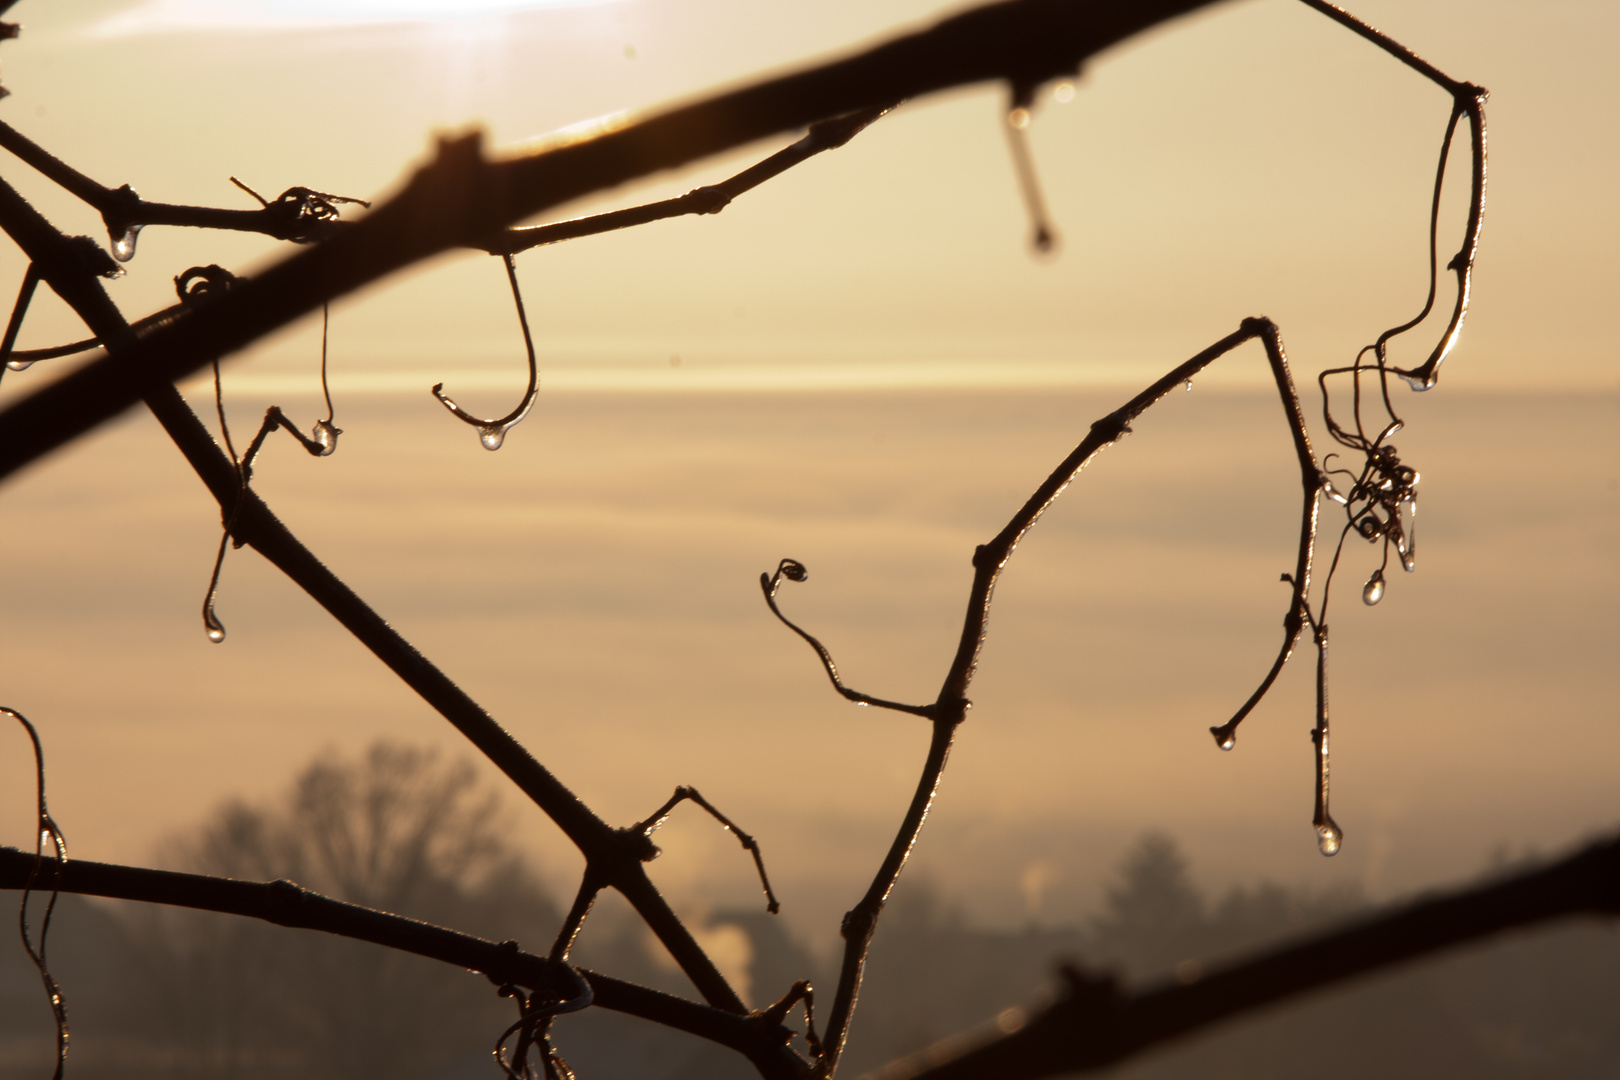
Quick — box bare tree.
[1,2,1616,1079]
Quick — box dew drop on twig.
[311,419,339,456]
[111,225,142,263]
[1316,819,1343,856]
[479,426,506,451]
[6,357,32,371]
[1362,569,1385,606]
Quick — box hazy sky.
[0,0,1616,969]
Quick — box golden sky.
[0,0,1616,955]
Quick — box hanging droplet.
[1219,733,1235,751]
[1209,725,1236,751]
[1007,107,1031,130]
[1053,82,1075,104]
[311,419,340,456]
[6,357,32,371]
[1399,500,1417,572]
[110,224,143,263]
[1362,569,1385,606]
[1401,374,1434,392]
[1316,819,1343,856]
[1184,380,1193,393]
[206,622,226,644]
[478,426,506,451]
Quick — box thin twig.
[6,709,69,1080]
[487,106,894,256]
[761,559,937,719]
[818,317,1320,1069]
[0,261,38,386]
[636,786,782,914]
[0,116,366,256]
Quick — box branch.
[0,175,759,1029]
[0,117,365,256]
[0,847,775,1060]
[0,0,1221,483]
[817,318,1319,1069]
[487,105,894,256]
[878,830,1620,1080]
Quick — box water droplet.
[6,358,32,371]
[1316,819,1343,856]
[1053,82,1075,104]
[1219,734,1235,751]
[1362,570,1385,606]
[1401,374,1434,392]
[206,625,226,644]
[1184,380,1193,392]
[110,224,142,262]
[311,419,339,456]
[479,426,506,451]
[1007,107,1030,130]
[1210,725,1236,751]
[1399,547,1416,573]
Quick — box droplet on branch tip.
[1362,570,1385,606]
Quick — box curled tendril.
[229,175,371,243]
[175,263,239,304]
[760,558,935,719]
[8,707,70,1080]
[432,254,539,451]
[492,964,592,1080]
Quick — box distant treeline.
[4,747,1617,1079]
